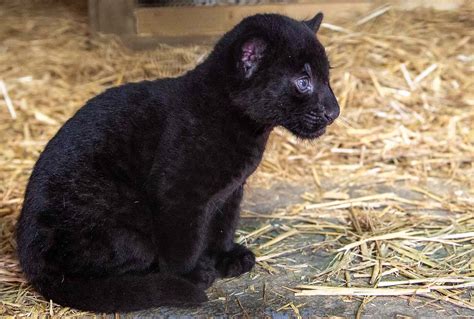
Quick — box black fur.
[16,12,339,312]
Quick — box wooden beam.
[393,0,466,11]
[135,1,373,37]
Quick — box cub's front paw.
[216,244,255,278]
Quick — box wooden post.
[88,0,136,35]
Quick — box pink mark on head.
[241,38,266,64]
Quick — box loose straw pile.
[0,0,473,317]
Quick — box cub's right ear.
[304,12,324,33]
[238,38,267,79]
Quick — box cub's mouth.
[283,110,335,140]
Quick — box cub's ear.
[239,38,267,79]
[304,12,324,33]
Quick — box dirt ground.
[0,1,473,318]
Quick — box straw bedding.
[0,1,473,316]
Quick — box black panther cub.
[16,12,339,312]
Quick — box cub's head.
[222,13,340,139]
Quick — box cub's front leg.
[180,186,254,289]
[208,186,256,278]
[182,254,218,290]
[155,200,212,275]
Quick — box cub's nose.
[320,84,340,125]
[323,105,339,124]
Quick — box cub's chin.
[285,125,327,140]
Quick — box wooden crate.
[88,0,466,48]
[89,0,374,47]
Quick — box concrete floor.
[121,182,473,318]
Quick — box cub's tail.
[32,273,207,313]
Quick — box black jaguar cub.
[16,12,339,312]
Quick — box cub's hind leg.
[18,202,158,285]
[45,223,157,278]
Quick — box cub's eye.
[295,76,312,93]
